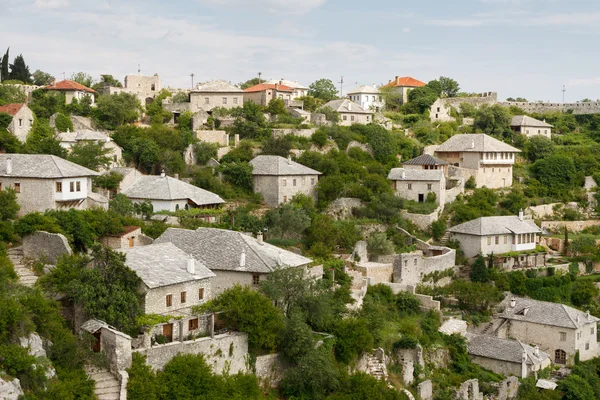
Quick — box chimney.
[523,308,529,316]
[587,310,591,321]
[348,102,352,111]
[576,315,580,323]
[401,170,406,179]
[470,140,475,149]
[510,298,516,308]
[240,248,246,268]
[174,174,179,180]
[160,169,166,178]
[518,209,523,221]
[6,157,12,175]
[534,345,540,357]
[187,254,195,274]
[287,155,292,164]
[521,349,528,379]
[257,232,263,243]
[395,76,399,84]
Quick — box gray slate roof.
[466,333,549,365]
[403,154,448,166]
[511,116,553,128]
[265,79,308,90]
[498,297,600,329]
[194,80,244,93]
[387,168,444,181]
[448,216,541,236]
[0,154,99,178]
[347,85,379,95]
[435,134,521,153]
[323,99,371,114]
[250,155,321,176]
[154,227,312,273]
[121,175,224,206]
[120,242,215,289]
[59,129,109,143]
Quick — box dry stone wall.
[23,231,72,264]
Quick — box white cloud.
[196,0,327,15]
[567,77,600,87]
[33,0,69,9]
[426,10,600,28]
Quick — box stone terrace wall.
[541,220,600,232]
[401,209,439,230]
[23,231,72,264]
[272,128,315,138]
[196,130,229,146]
[499,101,600,115]
[134,332,248,373]
[254,353,286,386]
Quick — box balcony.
[480,158,514,165]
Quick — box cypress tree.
[8,54,32,83]
[470,255,489,283]
[0,47,9,82]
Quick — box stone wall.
[254,353,286,386]
[418,380,433,400]
[272,128,315,138]
[415,294,441,311]
[499,100,600,115]
[23,231,72,264]
[196,130,229,146]
[541,220,600,232]
[135,332,248,373]
[400,209,440,231]
[346,140,373,155]
[100,326,132,374]
[392,248,456,287]
[326,197,362,221]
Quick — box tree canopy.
[308,78,338,102]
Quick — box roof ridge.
[239,232,273,272]
[561,303,578,328]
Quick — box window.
[404,260,408,267]
[577,331,581,340]
[188,318,199,331]
[14,183,20,193]
[282,178,287,187]
[311,178,316,186]
[293,179,297,187]
[18,119,22,127]
[343,115,347,121]
[504,236,508,244]
[233,97,238,104]
[283,195,287,202]
[495,236,499,245]
[302,177,306,185]
[555,349,567,364]
[560,332,566,341]
[351,115,355,122]
[0,182,2,191]
[407,183,412,190]
[151,84,156,91]
[166,294,172,307]
[252,274,260,285]
[199,288,204,300]
[204,97,209,104]
[414,258,417,265]
[76,181,81,192]
[586,342,590,350]
[278,94,283,99]
[222,97,227,104]
[56,182,62,192]
[70,182,74,192]
[180,291,186,304]
[427,184,432,190]
[487,237,491,245]
[372,96,376,101]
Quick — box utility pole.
[562,85,566,104]
[190,73,195,89]
[258,72,262,84]
[138,64,141,75]
[339,76,344,97]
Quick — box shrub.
[54,112,73,132]
[465,176,476,189]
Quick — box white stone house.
[495,297,600,366]
[154,227,317,295]
[347,85,384,112]
[466,333,551,378]
[388,168,445,206]
[510,116,553,139]
[120,172,224,212]
[0,154,107,216]
[0,103,34,142]
[265,78,309,99]
[244,83,294,107]
[447,211,541,258]
[44,79,96,105]
[402,154,449,175]
[57,129,123,169]
[323,99,373,126]
[434,133,520,189]
[120,242,215,343]
[189,80,244,112]
[107,74,162,106]
[249,155,321,207]
[383,76,426,104]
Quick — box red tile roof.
[0,103,24,116]
[385,76,426,88]
[45,80,96,93]
[244,83,294,93]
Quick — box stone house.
[402,154,449,175]
[244,83,294,107]
[189,80,244,112]
[0,154,107,216]
[383,76,426,104]
[510,116,553,139]
[392,244,456,287]
[44,79,96,105]
[495,297,600,366]
[466,333,551,378]
[107,74,162,106]
[120,171,224,212]
[80,319,132,374]
[447,211,542,265]
[323,99,373,126]
[434,133,520,188]
[99,226,153,249]
[249,155,321,207]
[0,103,34,142]
[154,227,317,295]
[388,168,446,206]
[57,129,123,169]
[347,85,384,112]
[265,78,308,99]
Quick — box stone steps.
[88,368,120,400]
[7,248,38,287]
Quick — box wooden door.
[163,323,173,342]
[128,236,134,248]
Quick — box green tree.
[427,76,460,98]
[94,93,142,130]
[279,311,314,363]
[54,112,73,132]
[530,154,578,198]
[524,136,554,162]
[0,47,8,82]
[194,141,219,165]
[195,284,284,352]
[571,280,599,307]
[297,95,324,112]
[260,265,317,316]
[281,347,341,400]
[70,72,94,88]
[0,188,19,220]
[261,136,292,158]
[94,171,124,191]
[24,118,67,157]
[67,141,111,171]
[220,162,253,192]
[350,124,397,163]
[126,353,159,400]
[558,374,596,400]
[230,101,269,139]
[317,106,341,123]
[146,89,173,125]
[367,233,394,260]
[0,128,21,153]
[32,70,54,86]
[240,77,261,90]
[309,78,338,102]
[92,74,123,92]
[29,89,65,119]
[499,188,526,214]
[266,98,288,115]
[264,203,311,240]
[431,219,447,242]
[8,54,31,83]
[334,317,374,363]
[0,84,27,105]
[470,255,489,283]
[405,86,438,114]
[570,235,597,256]
[109,194,135,217]
[473,104,512,139]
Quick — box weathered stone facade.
[196,130,229,146]
[2,104,33,143]
[272,128,316,138]
[22,231,72,264]
[143,278,212,316]
[107,74,162,106]
[252,174,319,206]
[393,247,456,287]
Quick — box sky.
[1,0,600,102]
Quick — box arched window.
[151,84,156,91]
[555,349,567,364]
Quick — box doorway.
[92,331,101,353]
[418,194,425,203]
[163,323,173,343]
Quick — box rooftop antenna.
[562,85,566,104]
[258,72,262,84]
[190,73,195,89]
[339,76,344,97]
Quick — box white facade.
[347,86,384,112]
